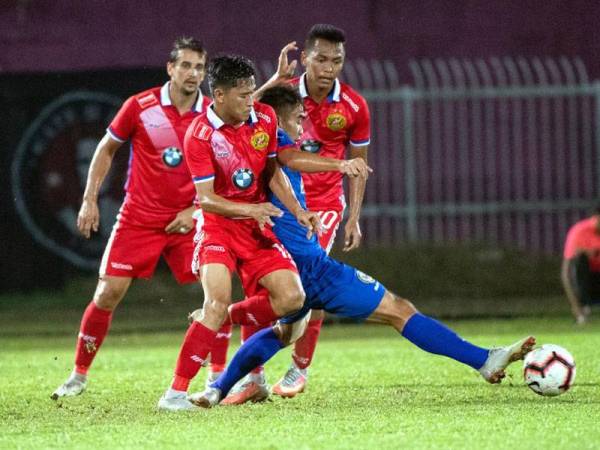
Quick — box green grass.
[1,316,599,449]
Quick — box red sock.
[241,324,270,374]
[210,322,232,373]
[172,321,217,391]
[229,294,279,326]
[292,319,323,369]
[74,301,113,374]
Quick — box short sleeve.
[564,224,582,259]
[184,122,215,184]
[266,107,279,158]
[107,96,137,142]
[349,95,371,147]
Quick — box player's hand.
[343,218,362,252]
[276,41,298,81]
[77,198,100,239]
[339,158,373,178]
[165,207,195,234]
[296,210,322,239]
[249,202,283,231]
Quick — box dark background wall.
[1,1,600,80]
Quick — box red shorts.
[193,218,297,295]
[316,210,343,254]
[100,219,196,284]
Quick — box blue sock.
[212,328,284,396]
[401,313,489,369]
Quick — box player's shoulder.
[187,113,213,142]
[569,217,596,236]
[339,81,368,112]
[277,128,296,148]
[253,102,277,125]
[126,86,162,111]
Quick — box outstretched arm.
[277,147,372,177]
[77,133,123,239]
[254,41,298,100]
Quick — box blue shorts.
[280,253,386,324]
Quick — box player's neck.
[305,76,333,104]
[169,84,197,114]
[213,105,244,127]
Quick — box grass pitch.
[1,316,599,449]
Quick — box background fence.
[275,56,599,254]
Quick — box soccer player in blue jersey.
[188,85,535,408]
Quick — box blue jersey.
[269,130,325,263]
[269,129,385,322]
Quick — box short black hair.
[259,85,302,116]
[169,37,206,63]
[305,24,346,50]
[207,55,256,94]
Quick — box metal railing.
[261,57,599,254]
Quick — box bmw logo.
[162,147,183,167]
[232,168,254,190]
[300,139,321,153]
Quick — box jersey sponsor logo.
[205,245,226,252]
[256,111,271,123]
[356,270,376,284]
[250,130,270,151]
[162,147,183,167]
[136,92,159,109]
[326,112,347,131]
[342,92,360,112]
[300,139,322,153]
[11,91,124,270]
[111,262,133,270]
[194,123,213,141]
[232,168,254,190]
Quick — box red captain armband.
[135,92,159,109]
[192,122,213,141]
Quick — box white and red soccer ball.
[523,344,576,396]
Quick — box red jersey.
[107,82,211,227]
[564,217,600,271]
[291,74,370,211]
[184,102,279,226]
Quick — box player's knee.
[93,281,128,310]
[275,288,305,316]
[273,317,308,346]
[202,297,230,321]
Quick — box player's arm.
[560,254,587,324]
[77,134,123,239]
[164,206,195,235]
[266,158,321,238]
[195,179,282,231]
[344,143,369,251]
[277,147,371,177]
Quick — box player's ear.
[300,50,308,67]
[166,61,175,78]
[212,87,225,104]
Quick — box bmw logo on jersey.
[162,147,183,167]
[232,168,254,190]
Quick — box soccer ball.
[523,344,576,396]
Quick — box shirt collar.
[160,82,205,112]
[299,73,341,102]
[206,104,258,129]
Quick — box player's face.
[215,77,256,124]
[167,49,207,96]
[302,39,345,90]
[279,104,305,141]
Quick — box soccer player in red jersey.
[562,206,600,324]
[52,37,211,399]
[211,24,371,399]
[157,55,321,411]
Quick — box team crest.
[162,147,183,167]
[250,131,269,151]
[232,168,254,190]
[356,270,376,284]
[326,112,347,131]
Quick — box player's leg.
[158,263,233,411]
[274,209,341,397]
[368,291,535,383]
[190,315,310,408]
[51,275,132,399]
